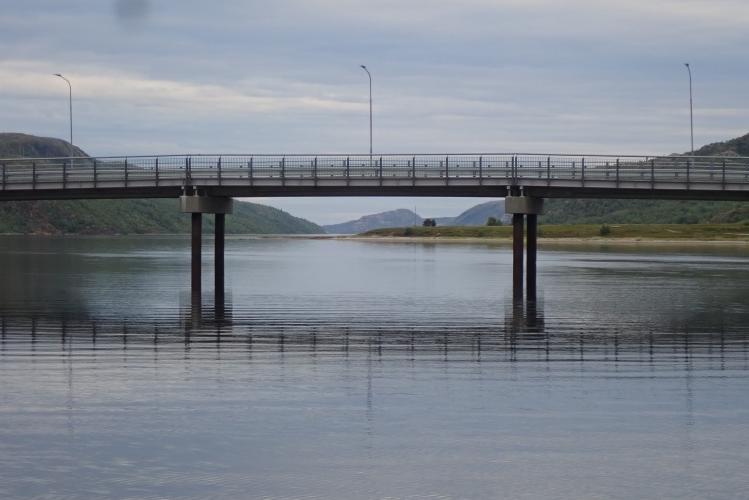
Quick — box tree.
[486,216,501,226]
[422,218,436,227]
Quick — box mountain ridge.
[323,209,423,234]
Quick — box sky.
[1,0,747,224]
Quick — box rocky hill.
[323,209,423,234]
[0,133,87,158]
[451,200,505,225]
[324,201,508,233]
[0,133,323,235]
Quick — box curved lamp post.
[360,65,372,160]
[53,73,73,158]
[684,63,694,156]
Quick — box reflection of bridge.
[1,310,745,367]
[3,153,749,301]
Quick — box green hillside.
[541,132,749,225]
[0,133,323,235]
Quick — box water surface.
[1,236,748,499]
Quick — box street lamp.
[360,65,372,160]
[684,63,694,156]
[53,73,73,158]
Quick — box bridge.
[2,152,749,303]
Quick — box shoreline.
[336,235,749,246]
[4,232,749,247]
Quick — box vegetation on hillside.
[541,199,747,224]
[0,198,322,235]
[0,133,86,158]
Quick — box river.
[1,236,748,499]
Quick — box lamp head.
[53,73,62,77]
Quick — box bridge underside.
[4,184,749,202]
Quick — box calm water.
[1,236,748,499]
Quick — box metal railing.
[2,153,749,193]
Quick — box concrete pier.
[191,213,202,295]
[526,213,538,301]
[512,214,524,302]
[180,195,233,296]
[214,213,225,296]
[505,195,544,302]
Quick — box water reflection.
[2,303,747,371]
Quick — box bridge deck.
[2,153,749,201]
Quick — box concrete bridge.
[3,152,749,303]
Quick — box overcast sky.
[1,0,747,223]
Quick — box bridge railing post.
[546,156,551,186]
[379,156,383,186]
[412,156,416,186]
[154,157,158,187]
[615,158,620,188]
[686,158,690,189]
[124,157,129,188]
[315,157,319,187]
[62,159,67,189]
[722,159,726,189]
[581,157,585,187]
[248,157,253,186]
[1,162,5,190]
[93,159,98,188]
[445,155,449,186]
[217,156,222,186]
[479,156,483,185]
[281,157,285,186]
[32,161,36,189]
[651,158,655,190]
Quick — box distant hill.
[324,209,423,234]
[541,132,749,225]
[0,133,324,235]
[0,133,87,158]
[450,200,505,225]
[324,201,508,233]
[695,133,749,157]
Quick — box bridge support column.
[180,195,233,298]
[505,195,544,303]
[526,214,538,302]
[191,213,202,296]
[512,214,524,302]
[215,213,225,300]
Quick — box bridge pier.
[512,213,524,302]
[180,195,233,297]
[191,212,202,295]
[505,195,544,302]
[215,213,225,295]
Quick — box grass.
[359,223,749,241]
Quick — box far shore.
[336,235,749,247]
[337,223,749,246]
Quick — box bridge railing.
[2,153,749,191]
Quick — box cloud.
[0,60,364,115]
[0,0,746,159]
